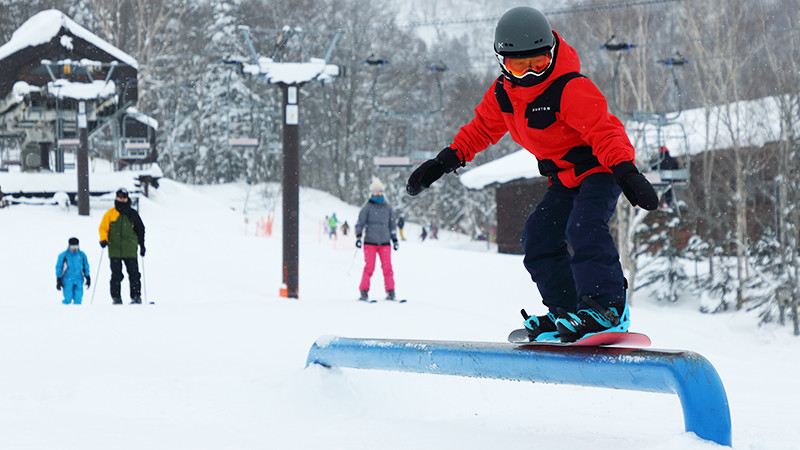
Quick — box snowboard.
[358,297,407,303]
[508,329,651,347]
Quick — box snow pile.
[243,57,341,84]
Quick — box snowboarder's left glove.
[611,161,659,211]
[56,278,63,291]
[406,147,464,196]
[85,275,91,288]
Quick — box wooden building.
[460,149,547,254]
[0,9,156,171]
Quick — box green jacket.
[99,205,145,258]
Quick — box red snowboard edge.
[515,331,651,348]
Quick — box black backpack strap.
[493,76,514,114]
[538,72,585,114]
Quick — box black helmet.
[494,7,556,86]
[68,237,79,246]
[494,7,554,57]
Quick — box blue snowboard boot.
[555,297,630,343]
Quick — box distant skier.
[355,178,399,301]
[406,7,658,342]
[55,237,90,305]
[328,213,339,239]
[99,188,146,304]
[341,220,350,236]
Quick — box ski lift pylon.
[365,57,448,169]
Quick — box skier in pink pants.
[355,178,399,301]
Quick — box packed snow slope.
[0,177,797,449]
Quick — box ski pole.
[141,254,148,304]
[346,247,360,276]
[90,247,105,305]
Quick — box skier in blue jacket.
[56,237,91,305]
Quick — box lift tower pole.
[281,83,300,298]
[77,101,90,216]
[234,25,341,299]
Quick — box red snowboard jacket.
[451,32,635,188]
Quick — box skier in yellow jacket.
[99,188,145,304]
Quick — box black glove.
[355,236,362,248]
[56,278,63,291]
[100,240,108,248]
[611,161,659,211]
[392,234,399,250]
[406,147,464,196]
[140,243,146,257]
[85,275,91,288]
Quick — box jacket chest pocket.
[524,102,557,130]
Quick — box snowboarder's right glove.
[406,147,465,196]
[56,278,63,290]
[100,240,108,248]
[85,275,91,288]
[611,161,659,211]
[355,236,362,248]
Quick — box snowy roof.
[243,57,340,84]
[125,107,159,130]
[0,9,138,69]
[459,149,542,190]
[46,79,116,100]
[0,164,162,195]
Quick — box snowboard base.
[508,329,651,347]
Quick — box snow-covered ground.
[0,174,797,449]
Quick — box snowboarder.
[406,7,658,342]
[99,188,146,304]
[355,178,399,301]
[55,237,90,305]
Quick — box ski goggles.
[496,47,554,78]
[69,245,79,251]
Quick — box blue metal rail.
[306,337,731,446]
